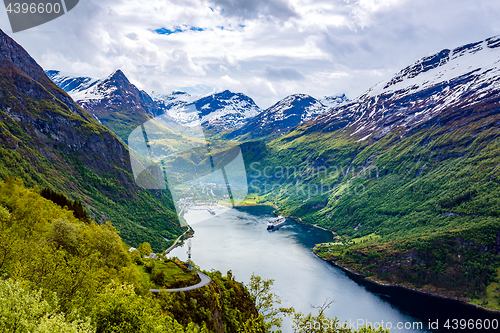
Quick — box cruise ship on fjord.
[267,216,286,230]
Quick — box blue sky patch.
[154,24,244,35]
[154,26,205,35]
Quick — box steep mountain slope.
[47,69,167,142]
[0,29,182,251]
[228,94,348,140]
[306,36,500,140]
[255,34,500,234]
[154,90,262,132]
[240,35,500,303]
[45,70,100,96]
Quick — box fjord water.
[169,205,498,332]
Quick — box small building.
[145,253,158,260]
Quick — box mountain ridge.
[0,29,182,251]
[47,70,350,140]
[152,89,262,132]
[302,35,500,141]
[227,93,349,140]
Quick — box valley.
[1,21,500,332]
[44,33,500,312]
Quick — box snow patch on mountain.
[152,91,202,125]
[45,70,101,97]
[311,35,500,140]
[266,94,322,123]
[73,70,124,106]
[321,94,350,110]
[226,93,349,139]
[366,36,500,99]
[264,94,348,124]
[153,90,262,130]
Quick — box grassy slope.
[137,258,200,289]
[0,178,266,332]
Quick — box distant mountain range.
[227,93,349,140]
[46,70,348,141]
[154,89,262,131]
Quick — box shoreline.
[245,202,500,314]
[289,215,335,235]
[174,201,499,314]
[273,203,500,314]
[234,202,279,209]
[163,226,194,255]
[312,251,500,314]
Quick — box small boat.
[267,216,286,230]
[207,207,216,215]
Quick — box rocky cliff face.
[0,29,182,250]
[0,33,87,120]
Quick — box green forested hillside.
[0,178,259,332]
[255,110,500,238]
[0,29,182,251]
[0,178,257,333]
[0,178,387,333]
[315,224,500,305]
[239,89,500,307]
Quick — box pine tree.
[40,188,90,223]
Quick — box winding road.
[149,271,211,293]
[164,225,191,255]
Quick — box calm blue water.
[169,205,500,332]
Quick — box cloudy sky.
[1,0,500,108]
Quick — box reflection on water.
[169,205,499,333]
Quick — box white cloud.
[263,65,305,81]
[206,0,299,21]
[0,0,499,107]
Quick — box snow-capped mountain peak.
[226,93,349,140]
[366,35,500,98]
[309,35,500,141]
[46,69,162,140]
[321,94,350,109]
[266,94,322,122]
[45,70,100,97]
[265,93,348,123]
[153,89,262,131]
